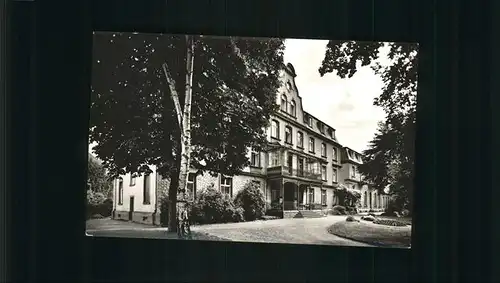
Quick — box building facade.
[111,63,389,225]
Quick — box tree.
[319,41,417,213]
[335,183,361,207]
[90,33,284,232]
[87,153,112,197]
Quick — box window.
[220,177,233,197]
[287,153,293,173]
[351,166,356,178]
[285,126,292,144]
[321,143,327,157]
[308,188,315,203]
[290,100,296,116]
[187,173,197,199]
[308,137,315,152]
[332,168,338,182]
[271,120,279,139]
[297,157,304,175]
[297,132,304,148]
[251,151,260,167]
[321,165,327,180]
[269,152,280,167]
[321,189,327,205]
[130,174,136,186]
[318,122,325,134]
[308,116,313,127]
[118,178,123,205]
[143,173,151,204]
[332,147,338,161]
[286,81,292,91]
[364,191,368,207]
[281,95,287,112]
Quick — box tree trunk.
[162,35,196,233]
[167,171,179,232]
[176,35,195,222]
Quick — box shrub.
[381,211,397,217]
[188,184,242,224]
[86,196,113,219]
[361,215,376,221]
[401,209,410,217]
[346,206,358,215]
[373,219,407,226]
[346,215,357,222]
[332,205,347,215]
[91,214,105,219]
[234,181,266,221]
[87,190,106,205]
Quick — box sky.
[89,36,391,155]
[283,38,388,153]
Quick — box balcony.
[267,166,322,181]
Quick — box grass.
[328,220,412,248]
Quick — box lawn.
[376,216,413,225]
[328,219,412,248]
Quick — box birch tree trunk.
[176,35,195,224]
[161,35,195,232]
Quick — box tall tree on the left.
[90,33,284,232]
[87,153,112,197]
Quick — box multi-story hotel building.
[110,63,389,225]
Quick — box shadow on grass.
[327,221,411,248]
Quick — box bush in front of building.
[331,205,347,215]
[234,181,266,221]
[373,218,408,227]
[346,206,358,215]
[346,215,359,222]
[189,184,243,224]
[86,190,113,219]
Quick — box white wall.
[113,166,158,213]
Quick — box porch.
[268,178,326,218]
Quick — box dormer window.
[306,115,313,127]
[318,122,326,134]
[281,95,287,112]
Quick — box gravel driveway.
[86,216,373,247]
[191,216,373,247]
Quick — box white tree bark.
[178,35,195,201]
[161,35,195,232]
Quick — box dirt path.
[191,216,373,247]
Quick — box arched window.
[290,100,296,116]
[281,95,287,112]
